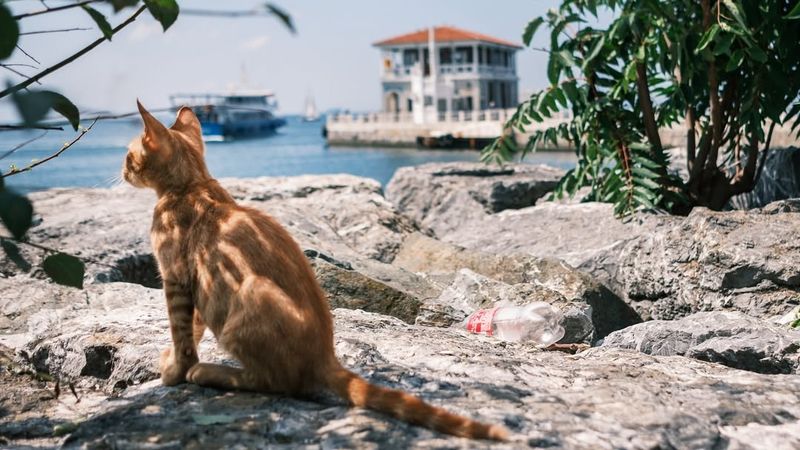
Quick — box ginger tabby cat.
[122,102,508,441]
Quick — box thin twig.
[15,45,41,65]
[0,124,63,131]
[182,8,274,17]
[0,64,34,81]
[0,63,37,69]
[0,6,147,100]
[0,131,47,161]
[20,27,92,36]
[2,118,97,178]
[12,0,104,20]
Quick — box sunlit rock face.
[3,173,800,449]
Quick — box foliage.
[0,0,291,288]
[483,0,800,216]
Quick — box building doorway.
[386,92,400,114]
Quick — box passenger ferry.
[169,91,286,141]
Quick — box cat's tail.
[324,365,509,441]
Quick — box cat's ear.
[171,106,202,140]
[137,99,169,152]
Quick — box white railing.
[328,108,518,125]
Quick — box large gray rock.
[438,198,800,321]
[3,175,414,287]
[437,201,671,288]
[394,233,641,339]
[602,311,800,374]
[385,162,563,236]
[310,258,425,324]
[615,207,800,320]
[2,284,800,449]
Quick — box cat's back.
[198,193,324,303]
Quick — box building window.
[486,48,493,65]
[439,48,452,65]
[478,46,484,64]
[424,96,433,106]
[407,98,413,112]
[437,99,447,112]
[454,46,473,64]
[403,49,419,66]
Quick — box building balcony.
[381,63,516,81]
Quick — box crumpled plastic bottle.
[464,302,566,346]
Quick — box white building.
[374,26,521,124]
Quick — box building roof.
[373,26,523,50]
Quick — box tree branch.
[751,121,776,189]
[12,0,104,20]
[0,5,147,100]
[1,119,96,178]
[15,45,41,65]
[702,0,723,173]
[181,8,271,17]
[20,27,92,36]
[686,107,696,172]
[0,131,48,161]
[635,61,663,155]
[0,124,63,131]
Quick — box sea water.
[0,116,577,194]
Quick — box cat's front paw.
[159,347,196,386]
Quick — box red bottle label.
[465,307,499,336]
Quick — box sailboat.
[303,94,320,122]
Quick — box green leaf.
[265,3,295,34]
[582,34,606,69]
[83,6,113,40]
[695,24,720,54]
[713,32,734,55]
[11,89,81,131]
[788,0,800,19]
[726,49,744,71]
[722,0,748,29]
[522,17,544,46]
[42,253,85,289]
[0,3,19,59]
[547,54,561,85]
[143,0,179,31]
[632,166,661,179]
[108,0,140,12]
[0,189,33,240]
[747,46,767,63]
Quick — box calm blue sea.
[1,116,576,194]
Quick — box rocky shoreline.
[2,163,799,449]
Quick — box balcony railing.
[328,108,520,125]
[382,63,515,79]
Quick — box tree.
[0,0,293,287]
[483,0,800,216]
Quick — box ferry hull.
[200,117,287,141]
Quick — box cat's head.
[123,100,210,192]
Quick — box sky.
[2,0,562,118]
